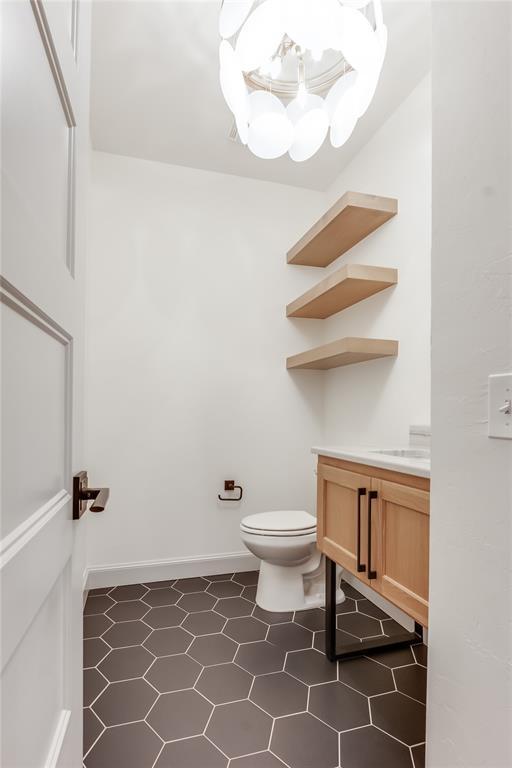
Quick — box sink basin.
[371,448,430,460]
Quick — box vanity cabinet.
[317,457,430,626]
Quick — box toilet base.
[255,554,345,613]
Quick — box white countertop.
[311,446,430,478]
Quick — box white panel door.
[1,1,91,766]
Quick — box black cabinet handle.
[367,490,378,580]
[357,488,367,573]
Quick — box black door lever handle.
[73,471,110,519]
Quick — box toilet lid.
[240,510,316,536]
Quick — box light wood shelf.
[286,264,398,319]
[286,337,398,371]
[287,191,398,268]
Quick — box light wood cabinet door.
[370,479,430,626]
[317,464,370,579]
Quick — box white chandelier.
[219,0,387,161]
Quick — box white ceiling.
[90,1,431,191]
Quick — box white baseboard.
[341,571,416,633]
[85,551,259,590]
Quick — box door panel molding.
[70,0,79,60]
[45,709,71,768]
[30,0,75,127]
[0,276,73,485]
[29,0,77,272]
[0,490,70,569]
[0,277,71,345]
[1,509,73,671]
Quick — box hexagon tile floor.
[83,572,427,768]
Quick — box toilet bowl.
[240,510,345,612]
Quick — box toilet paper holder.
[218,480,243,502]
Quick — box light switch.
[488,373,512,439]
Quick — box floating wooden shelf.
[287,191,398,268]
[286,264,398,319]
[286,337,398,371]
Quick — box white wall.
[427,3,512,767]
[85,153,326,571]
[319,76,431,445]
[85,77,432,576]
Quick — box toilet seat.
[240,510,316,537]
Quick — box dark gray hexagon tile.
[368,645,415,668]
[84,614,113,639]
[336,597,357,615]
[109,584,148,602]
[147,689,213,742]
[88,587,112,596]
[340,580,364,600]
[144,605,187,629]
[267,622,312,652]
[141,587,181,607]
[382,619,408,637]
[230,752,287,768]
[145,653,202,692]
[223,616,267,643]
[196,662,252,704]
[235,641,286,675]
[337,612,383,639]
[271,712,338,768]
[250,671,308,717]
[215,597,254,618]
[143,579,175,589]
[252,606,293,625]
[232,570,259,586]
[242,585,257,602]
[335,596,357,614]
[413,643,428,667]
[154,736,227,768]
[206,700,271,758]
[207,580,243,598]
[92,678,158,726]
[98,645,154,682]
[83,708,103,756]
[412,743,426,768]
[83,668,108,707]
[371,691,426,746]
[285,649,337,685]
[143,626,193,656]
[339,725,413,768]
[356,599,390,620]
[84,638,110,668]
[84,595,115,616]
[84,721,162,768]
[188,633,237,665]
[106,600,149,623]
[178,591,217,612]
[207,573,234,581]
[394,664,427,704]
[309,681,370,731]
[174,577,210,593]
[182,611,226,636]
[294,608,325,632]
[338,656,395,696]
[102,620,151,648]
[313,629,358,654]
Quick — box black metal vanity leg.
[324,555,422,662]
[325,555,337,662]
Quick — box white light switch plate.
[488,373,512,439]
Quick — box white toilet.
[240,510,345,612]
